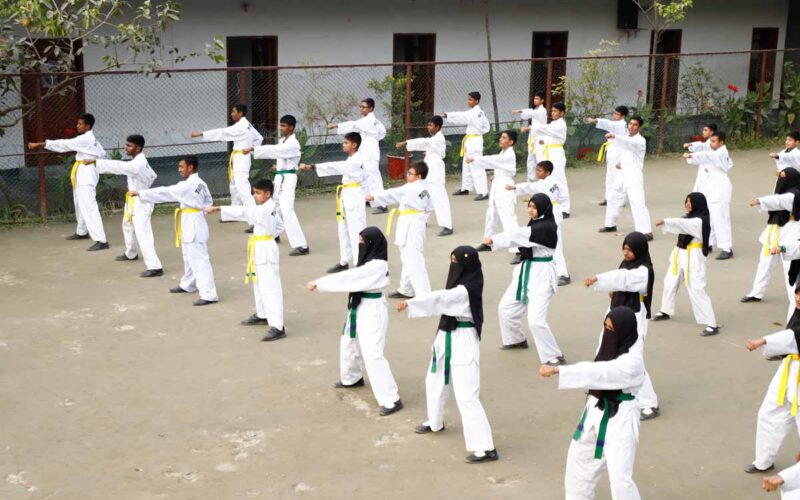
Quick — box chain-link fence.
[2,48,799,221]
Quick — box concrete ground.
[0,148,797,499]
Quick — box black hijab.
[519,193,558,260]
[610,232,655,318]
[787,287,800,349]
[348,226,388,310]
[438,246,484,338]
[768,168,800,226]
[589,306,639,418]
[676,192,711,256]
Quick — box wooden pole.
[404,64,412,169]
[35,74,47,219]
[657,55,670,154]
[756,51,768,140]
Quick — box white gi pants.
[253,260,284,329]
[397,241,431,297]
[428,180,453,229]
[73,183,107,243]
[498,262,563,363]
[340,297,400,407]
[425,326,495,452]
[362,159,386,208]
[604,161,619,203]
[460,138,488,195]
[565,401,641,500]
[605,181,652,234]
[658,248,717,327]
[483,198,518,238]
[179,242,218,301]
[748,250,793,309]
[337,189,367,266]
[549,152,571,214]
[230,154,255,207]
[275,173,307,248]
[708,201,732,251]
[122,197,162,270]
[526,144,538,181]
[754,363,800,470]
[555,223,569,278]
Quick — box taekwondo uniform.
[603,132,652,234]
[95,153,161,270]
[46,131,107,243]
[337,112,386,206]
[200,117,263,207]
[686,145,733,253]
[529,117,571,214]
[515,178,569,279]
[138,173,218,302]
[776,462,800,499]
[444,106,491,196]
[472,148,519,241]
[520,105,548,181]
[776,148,800,172]
[405,131,452,230]
[595,118,628,204]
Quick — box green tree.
[0,0,224,137]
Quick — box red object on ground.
[577,147,594,160]
[387,155,405,180]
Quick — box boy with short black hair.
[299,132,366,273]
[512,92,548,181]
[28,113,108,250]
[86,134,162,277]
[770,131,800,172]
[243,114,309,256]
[682,123,718,193]
[527,102,571,216]
[588,105,629,206]
[131,155,218,306]
[191,103,263,210]
[206,178,286,341]
[441,91,491,201]
[397,115,452,236]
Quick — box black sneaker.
[372,207,389,215]
[140,269,164,278]
[66,233,90,240]
[437,227,454,237]
[500,340,528,350]
[261,327,286,341]
[652,312,670,322]
[87,241,110,251]
[275,236,281,244]
[389,291,412,299]
[289,247,310,256]
[744,463,774,474]
[414,423,444,434]
[465,449,499,464]
[473,194,489,201]
[193,299,218,306]
[716,250,734,260]
[740,295,762,303]
[475,243,491,252]
[170,286,189,294]
[558,276,572,286]
[640,407,660,421]
[701,326,720,337]
[115,254,138,261]
[241,314,269,326]
[244,226,254,234]
[379,399,403,416]
[334,378,365,389]
[598,226,617,233]
[561,212,571,219]
[545,356,567,366]
[599,200,607,206]
[453,189,469,196]
[326,263,349,274]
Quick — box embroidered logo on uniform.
[418,190,430,200]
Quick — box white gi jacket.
[406,132,446,184]
[138,173,212,244]
[686,145,733,203]
[45,130,106,187]
[337,112,386,164]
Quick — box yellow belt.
[544,143,564,160]
[335,183,361,221]
[764,224,781,257]
[124,192,135,223]
[527,134,536,155]
[386,209,423,235]
[173,208,202,247]
[778,354,800,416]
[228,150,246,183]
[460,134,481,157]
[70,160,85,190]
[597,142,610,163]
[672,242,704,285]
[245,235,274,284]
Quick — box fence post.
[238,69,246,103]
[657,54,670,155]
[404,64,412,169]
[756,51,768,140]
[545,60,553,110]
[35,74,47,219]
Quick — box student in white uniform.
[771,132,800,173]
[588,105,629,207]
[28,113,108,250]
[191,103,263,211]
[396,246,498,464]
[763,459,800,499]
[366,162,433,299]
[442,91,491,201]
[512,91,548,181]
[307,227,403,416]
[299,132,366,273]
[244,114,309,256]
[528,102,571,216]
[397,115,453,236]
[470,130,519,253]
[206,179,286,342]
[742,167,800,308]
[86,134,162,276]
[652,192,719,336]
[684,131,734,259]
[540,306,645,500]
[681,123,718,193]
[745,291,800,475]
[583,232,659,420]
[508,160,570,285]
[329,98,388,214]
[131,155,218,306]
[486,193,566,365]
[599,116,653,239]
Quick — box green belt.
[431,321,475,385]
[572,393,635,459]
[515,256,553,304]
[274,169,297,176]
[342,292,383,338]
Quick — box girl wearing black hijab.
[397,246,497,464]
[652,192,719,337]
[308,226,403,417]
[540,306,645,499]
[745,285,800,475]
[584,232,659,421]
[484,193,566,366]
[743,167,800,320]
